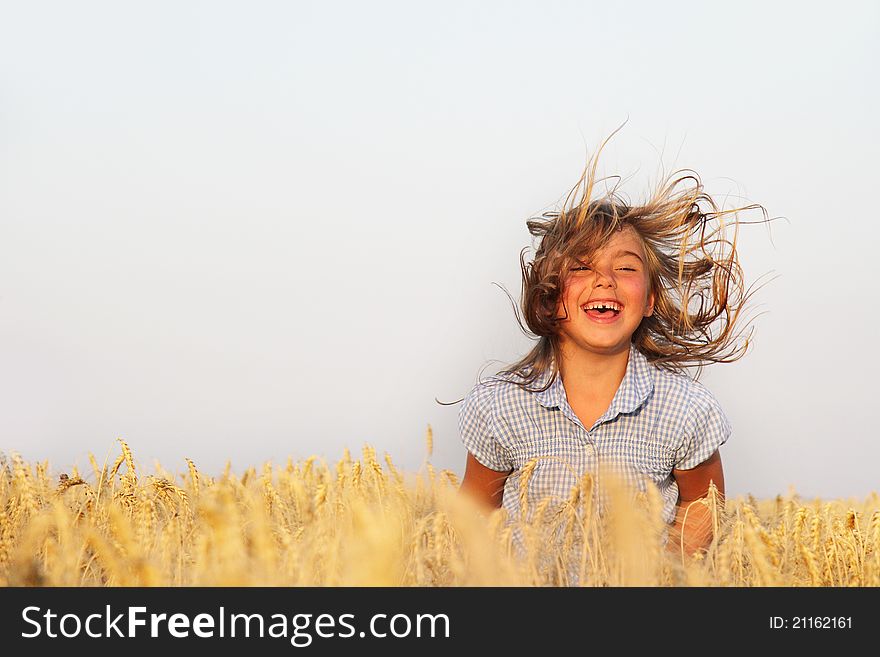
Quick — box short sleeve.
[458,382,513,472]
[674,383,731,471]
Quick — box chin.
[583,340,629,355]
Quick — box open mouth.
[581,301,622,321]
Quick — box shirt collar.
[534,344,654,418]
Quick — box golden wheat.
[0,445,878,587]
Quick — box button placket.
[558,399,589,437]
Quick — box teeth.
[583,301,621,312]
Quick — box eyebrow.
[612,249,645,263]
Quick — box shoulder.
[662,373,730,435]
[460,368,553,434]
[461,370,534,412]
[688,380,731,435]
[460,377,499,417]
[645,361,719,405]
[670,374,727,419]
[458,370,545,471]
[642,360,729,428]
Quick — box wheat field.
[1,436,878,587]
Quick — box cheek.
[624,276,651,301]
[565,279,588,301]
[556,281,583,317]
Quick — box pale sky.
[1,0,878,500]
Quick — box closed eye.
[570,265,637,272]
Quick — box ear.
[645,290,655,317]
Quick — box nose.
[593,265,615,288]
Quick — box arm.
[667,449,725,558]
[459,452,512,514]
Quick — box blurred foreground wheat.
[1,436,878,586]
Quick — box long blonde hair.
[498,137,774,390]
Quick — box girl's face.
[555,226,655,357]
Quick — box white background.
[1,1,878,500]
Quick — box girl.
[458,141,769,558]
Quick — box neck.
[557,342,630,400]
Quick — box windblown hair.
[497,140,772,391]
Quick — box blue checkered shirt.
[459,344,731,525]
